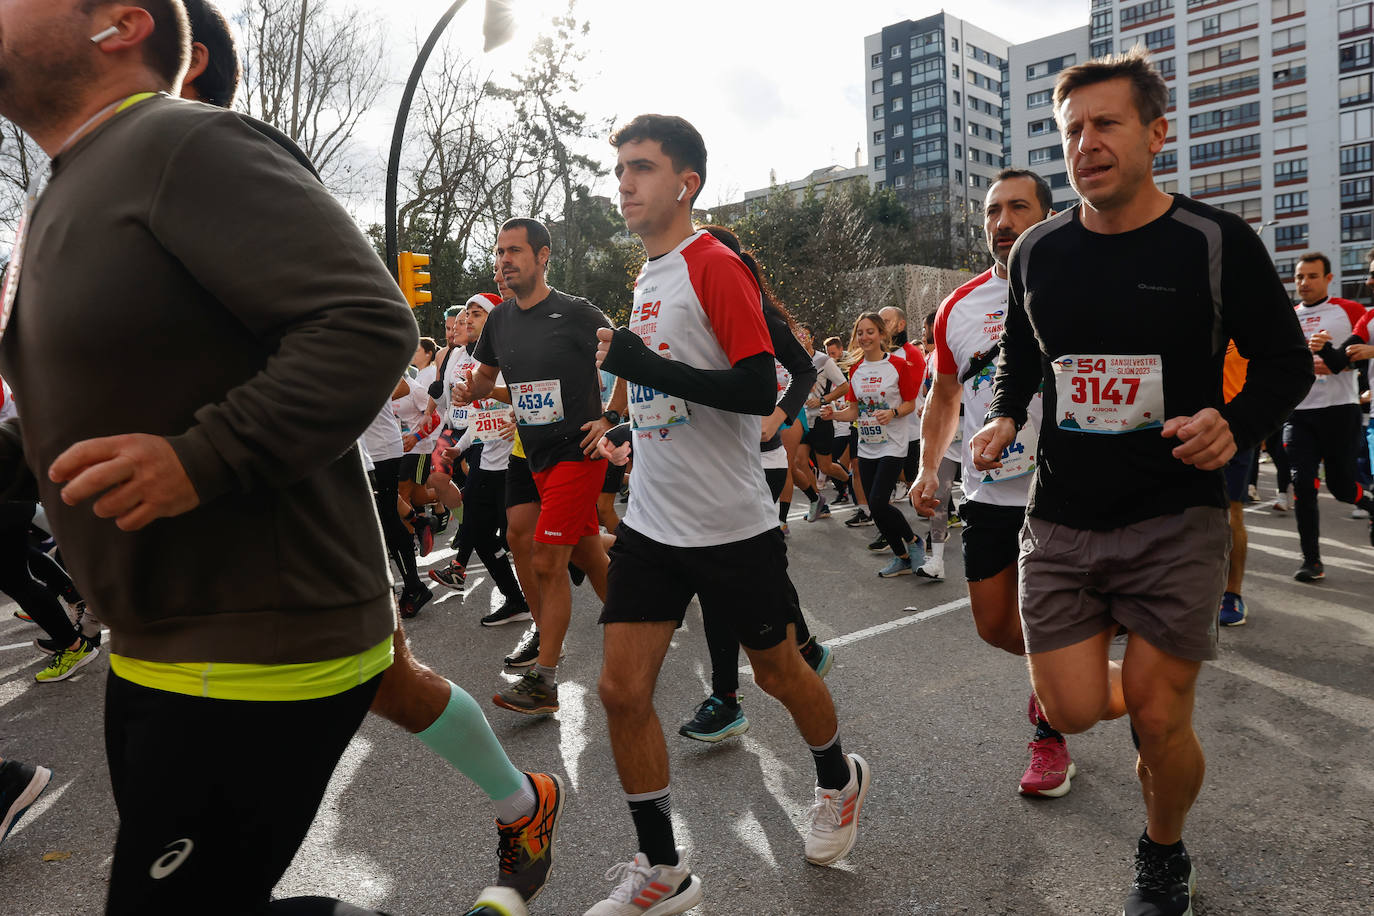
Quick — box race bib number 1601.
[1050,354,1164,435]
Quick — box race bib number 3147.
[1050,354,1164,435]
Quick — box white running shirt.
[845,354,920,460]
[1293,297,1365,411]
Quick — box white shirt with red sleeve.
[933,268,1043,506]
[898,340,926,444]
[1355,307,1374,344]
[846,354,919,460]
[1295,297,1366,411]
[622,229,777,548]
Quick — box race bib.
[629,382,690,431]
[470,403,514,443]
[858,410,889,445]
[449,402,469,429]
[511,380,565,427]
[1051,354,1164,434]
[979,424,1038,483]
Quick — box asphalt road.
[1,464,1372,915]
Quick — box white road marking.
[1209,654,1374,732]
[556,680,589,791]
[1246,521,1374,557]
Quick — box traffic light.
[397,251,432,309]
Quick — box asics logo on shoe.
[149,838,194,879]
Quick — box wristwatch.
[602,409,622,426]
[982,408,1023,431]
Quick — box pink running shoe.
[1021,736,1075,797]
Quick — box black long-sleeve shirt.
[988,194,1313,530]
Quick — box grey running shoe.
[493,670,559,715]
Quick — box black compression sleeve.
[766,310,817,423]
[1316,341,1353,374]
[987,252,1043,428]
[0,418,37,502]
[600,328,777,416]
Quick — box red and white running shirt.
[845,354,920,460]
[933,268,1044,507]
[1294,297,1366,411]
[623,230,776,548]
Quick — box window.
[951,37,959,52]
[1274,157,1308,182]
[910,30,943,55]
[1028,89,1054,109]
[874,155,886,169]
[1273,257,1297,278]
[1341,107,1374,142]
[1188,37,1259,70]
[955,142,962,157]
[874,129,885,144]
[1340,3,1372,36]
[894,174,907,189]
[911,57,944,84]
[1121,0,1174,27]
[892,70,905,86]
[1342,176,1373,207]
[1190,133,1261,165]
[970,174,982,188]
[1189,101,1260,134]
[953,117,962,131]
[1049,172,1071,189]
[1274,58,1306,85]
[892,123,906,138]
[1187,4,1258,40]
[1342,211,1372,242]
[891,96,905,112]
[1343,74,1373,107]
[1272,25,1306,52]
[986,151,999,165]
[1343,245,1369,275]
[1026,54,1077,80]
[967,71,1001,93]
[1272,0,1305,15]
[872,79,883,94]
[1342,142,1373,174]
[1189,69,1260,103]
[1218,197,1263,221]
[953,90,961,105]
[1275,224,1309,248]
[890,44,903,59]
[1190,165,1261,195]
[1093,10,1115,39]
[1155,150,1179,171]
[1275,91,1307,118]
[893,149,906,163]
[911,82,945,110]
[952,64,960,79]
[955,169,963,184]
[1142,26,1176,50]
[873,104,884,120]
[1157,57,1176,78]
[1341,39,1373,72]
[1159,179,1179,194]
[913,138,946,164]
[871,52,882,69]
[1029,144,1064,165]
[968,121,980,136]
[969,147,980,161]
[1092,38,1115,57]
[1274,191,1308,214]
[1274,124,1307,149]
[1028,117,1056,136]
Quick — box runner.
[1219,341,1255,625]
[880,306,927,502]
[0,754,50,846]
[822,313,921,576]
[910,312,963,579]
[455,217,616,714]
[797,323,850,520]
[911,168,1075,796]
[1283,252,1374,581]
[588,114,869,915]
[972,50,1312,916]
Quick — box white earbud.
[90,26,120,44]
[676,185,688,202]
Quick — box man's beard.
[0,24,100,138]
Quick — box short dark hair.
[823,336,842,350]
[1296,251,1332,275]
[499,217,553,263]
[1053,45,1168,126]
[83,0,191,86]
[991,168,1054,214]
[181,0,239,107]
[609,114,708,205]
[444,305,463,318]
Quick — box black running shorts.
[399,452,431,486]
[504,455,540,508]
[959,499,1026,582]
[802,418,833,454]
[599,522,798,651]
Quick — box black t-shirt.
[989,194,1313,530]
[471,288,611,472]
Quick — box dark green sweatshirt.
[0,95,418,664]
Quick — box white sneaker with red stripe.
[805,752,870,866]
[583,846,702,915]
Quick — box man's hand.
[970,418,1016,471]
[596,327,614,370]
[402,433,419,451]
[761,409,785,442]
[819,403,835,420]
[1313,357,1332,377]
[1308,330,1332,353]
[1347,343,1374,361]
[580,417,613,457]
[597,435,631,466]
[909,469,942,517]
[49,434,200,532]
[805,395,821,410]
[874,409,896,426]
[1161,407,1235,470]
[451,367,477,403]
[499,417,517,441]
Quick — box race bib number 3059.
[512,379,565,426]
[1051,354,1164,434]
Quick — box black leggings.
[453,466,524,603]
[0,501,75,645]
[370,458,422,593]
[1284,405,1374,563]
[702,572,814,698]
[764,466,789,503]
[1265,426,1291,493]
[858,455,914,557]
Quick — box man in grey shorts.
[972,50,1312,916]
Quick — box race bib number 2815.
[1050,354,1164,434]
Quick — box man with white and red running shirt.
[879,306,926,500]
[1284,252,1374,582]
[910,168,1071,797]
[586,113,868,916]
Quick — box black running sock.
[809,731,851,790]
[1033,718,1062,742]
[778,500,790,523]
[798,637,820,665]
[801,485,819,503]
[718,692,739,707]
[1130,722,1141,750]
[1140,829,1185,855]
[626,789,678,867]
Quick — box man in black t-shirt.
[974,49,1311,916]
[458,218,620,715]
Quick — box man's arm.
[919,373,962,474]
[599,328,775,416]
[769,311,818,424]
[987,254,1044,429]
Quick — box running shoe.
[1355,506,1371,520]
[1218,592,1248,627]
[0,759,52,845]
[805,499,831,522]
[1020,736,1076,797]
[803,641,834,679]
[892,481,909,501]
[414,517,435,557]
[430,561,468,590]
[12,610,31,622]
[494,670,559,715]
[1123,834,1196,916]
[584,847,702,916]
[832,490,850,506]
[399,585,434,620]
[33,629,101,655]
[483,600,533,628]
[1272,490,1290,511]
[843,508,874,528]
[1293,561,1325,583]
[505,627,540,668]
[805,753,871,866]
[463,886,528,916]
[432,506,452,532]
[916,555,944,580]
[867,534,889,552]
[34,637,100,683]
[947,512,964,528]
[496,772,565,902]
[779,521,790,537]
[678,696,749,743]
[877,555,912,578]
[1246,484,1258,504]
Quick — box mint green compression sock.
[417,680,526,802]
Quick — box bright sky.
[353,0,1090,214]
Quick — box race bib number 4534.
[1050,354,1164,434]
[512,379,565,426]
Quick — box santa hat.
[465,292,503,312]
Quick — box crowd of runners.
[0,4,1366,916]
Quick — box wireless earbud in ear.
[676,185,688,202]
[90,26,120,44]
